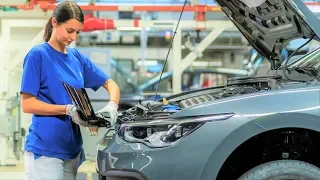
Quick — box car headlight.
[117,113,234,148]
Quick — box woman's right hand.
[65,104,90,127]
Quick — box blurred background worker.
[19,1,120,179]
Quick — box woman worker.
[20,1,120,179]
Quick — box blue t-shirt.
[20,42,109,160]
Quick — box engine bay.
[118,76,280,124]
[179,85,262,109]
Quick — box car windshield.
[287,48,320,70]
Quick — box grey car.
[96,0,320,179]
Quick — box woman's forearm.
[103,79,120,105]
[21,93,67,116]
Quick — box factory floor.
[0,159,99,180]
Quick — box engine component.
[179,86,261,109]
[163,105,180,111]
[221,86,259,98]
[179,94,215,108]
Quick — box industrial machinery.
[0,94,25,166]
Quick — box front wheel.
[238,160,320,180]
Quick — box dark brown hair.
[43,1,84,42]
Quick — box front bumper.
[96,128,212,180]
[97,168,147,180]
[96,115,258,180]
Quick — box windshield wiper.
[288,66,319,78]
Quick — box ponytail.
[43,17,53,42]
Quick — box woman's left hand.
[95,101,118,126]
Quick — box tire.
[238,160,320,180]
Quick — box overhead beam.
[0,9,52,19]
[113,20,236,30]
[1,19,48,28]
[3,2,320,13]
[34,3,222,12]
[0,0,25,5]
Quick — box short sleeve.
[77,51,110,91]
[20,49,42,97]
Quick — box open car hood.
[214,0,320,69]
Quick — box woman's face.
[52,18,83,46]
